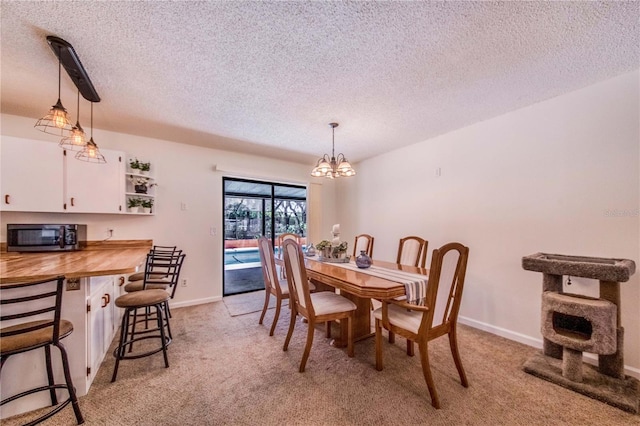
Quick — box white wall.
[337,70,640,374]
[1,114,337,305]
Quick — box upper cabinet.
[1,136,65,212]
[1,136,125,214]
[65,148,124,213]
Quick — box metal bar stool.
[0,276,84,425]
[111,289,172,382]
[124,252,185,345]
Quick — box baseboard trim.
[172,296,222,309]
[458,315,639,380]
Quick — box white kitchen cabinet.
[86,276,117,385]
[0,136,65,212]
[65,148,124,213]
[0,136,125,214]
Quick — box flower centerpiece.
[315,240,348,260]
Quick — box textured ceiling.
[1,1,638,165]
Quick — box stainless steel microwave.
[7,224,87,252]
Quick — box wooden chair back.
[421,242,469,336]
[282,239,313,317]
[353,234,374,258]
[396,236,428,267]
[257,236,280,295]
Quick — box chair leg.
[283,307,297,352]
[163,301,173,341]
[155,304,170,368]
[299,320,315,372]
[375,318,383,371]
[128,308,138,353]
[259,289,271,325]
[56,341,85,424]
[407,340,414,356]
[448,327,469,387]
[389,331,395,344]
[112,308,131,382]
[418,340,441,409]
[44,345,58,405]
[269,296,281,336]
[346,316,354,358]
[325,321,331,338]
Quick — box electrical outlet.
[66,279,81,291]
[181,278,188,287]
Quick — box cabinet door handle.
[119,276,125,286]
[104,293,111,304]
[70,197,75,207]
[4,194,9,204]
[101,295,108,308]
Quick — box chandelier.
[311,123,356,179]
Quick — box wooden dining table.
[276,254,429,347]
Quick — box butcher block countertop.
[0,240,152,285]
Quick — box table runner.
[320,260,427,305]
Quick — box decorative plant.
[128,176,156,187]
[129,158,140,170]
[141,199,154,208]
[127,197,142,208]
[139,161,151,172]
[316,240,332,250]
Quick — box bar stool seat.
[111,289,172,382]
[1,320,73,354]
[124,279,170,292]
[127,271,167,282]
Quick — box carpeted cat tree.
[522,253,638,413]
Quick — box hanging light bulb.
[34,45,73,136]
[59,90,87,151]
[311,123,356,178]
[76,101,106,164]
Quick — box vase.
[142,207,152,214]
[128,206,140,213]
[134,184,147,194]
[306,243,316,256]
[355,250,372,269]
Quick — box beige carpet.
[3,294,639,426]
[223,290,288,316]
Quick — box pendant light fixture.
[59,90,87,151]
[311,123,356,179]
[76,101,106,164]
[34,44,73,136]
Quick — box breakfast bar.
[0,240,151,419]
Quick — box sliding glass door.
[223,178,307,296]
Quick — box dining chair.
[0,276,84,424]
[396,235,428,267]
[257,236,291,336]
[281,239,357,372]
[353,233,374,258]
[374,242,470,409]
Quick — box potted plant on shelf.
[139,161,151,175]
[127,197,142,213]
[129,158,141,172]
[141,198,154,214]
[128,176,155,194]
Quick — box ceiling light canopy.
[311,123,356,179]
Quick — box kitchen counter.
[0,239,152,284]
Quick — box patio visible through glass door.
[223,178,307,296]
